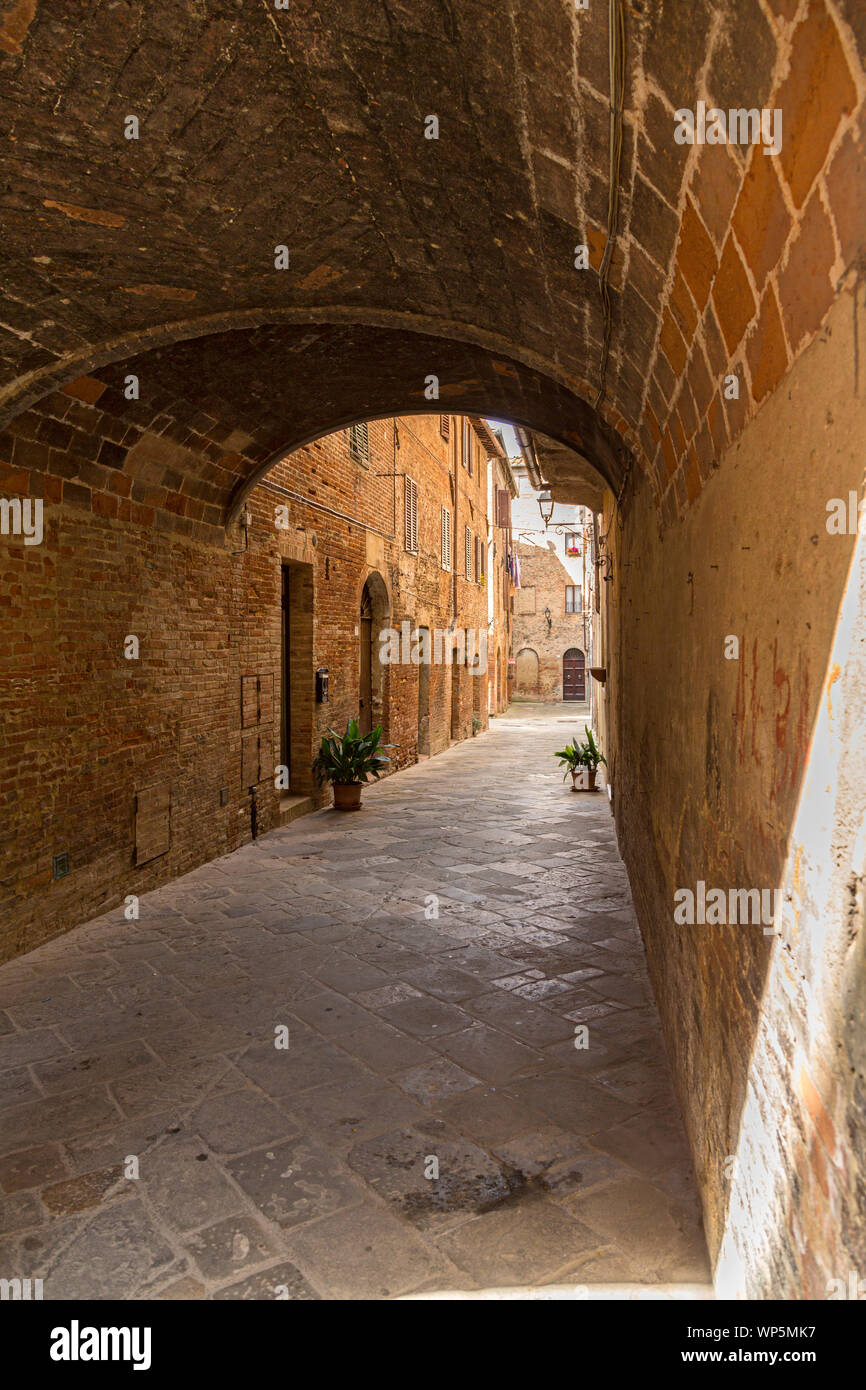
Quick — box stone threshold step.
[278,793,316,826]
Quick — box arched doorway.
[417,627,431,756]
[450,635,462,740]
[359,573,389,735]
[563,648,586,702]
[359,587,374,734]
[515,647,540,697]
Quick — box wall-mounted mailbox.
[315,667,329,703]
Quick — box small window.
[349,421,369,466]
[440,415,450,440]
[441,507,451,570]
[465,525,473,578]
[404,476,418,554]
[565,532,581,556]
[565,585,581,613]
[475,536,485,583]
[462,419,473,476]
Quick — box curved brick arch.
[3,322,622,536]
[3,2,861,526]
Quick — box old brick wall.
[513,542,588,701]
[602,282,866,1298]
[0,410,506,963]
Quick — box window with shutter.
[565,585,581,613]
[441,507,451,570]
[440,415,450,440]
[465,525,472,577]
[462,419,474,474]
[404,476,418,554]
[348,421,370,466]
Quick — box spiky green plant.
[312,720,394,786]
[554,726,607,779]
[553,737,585,780]
[578,725,607,771]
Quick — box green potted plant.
[554,736,586,792]
[577,726,607,791]
[312,719,394,811]
[554,726,607,792]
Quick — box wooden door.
[280,566,291,787]
[417,629,430,754]
[359,588,373,734]
[450,648,460,738]
[563,648,585,701]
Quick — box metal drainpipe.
[451,428,458,626]
[393,420,398,540]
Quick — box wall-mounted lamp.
[537,489,554,527]
[544,606,552,632]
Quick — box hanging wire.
[594,0,626,412]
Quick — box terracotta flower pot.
[333,782,363,811]
[586,767,598,790]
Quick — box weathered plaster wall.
[606,282,865,1296]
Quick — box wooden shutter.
[349,421,369,465]
[496,487,511,530]
[439,415,450,440]
[465,525,472,577]
[404,476,418,553]
[441,507,451,569]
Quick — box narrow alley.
[0,709,708,1299]
[2,0,865,1338]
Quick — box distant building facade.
[510,458,594,703]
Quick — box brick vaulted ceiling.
[0,1,864,527]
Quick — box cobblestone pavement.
[0,706,711,1299]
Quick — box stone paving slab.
[0,707,711,1299]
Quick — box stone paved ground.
[0,706,711,1299]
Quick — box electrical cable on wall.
[594,0,626,412]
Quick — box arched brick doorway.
[516,647,540,697]
[359,573,389,736]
